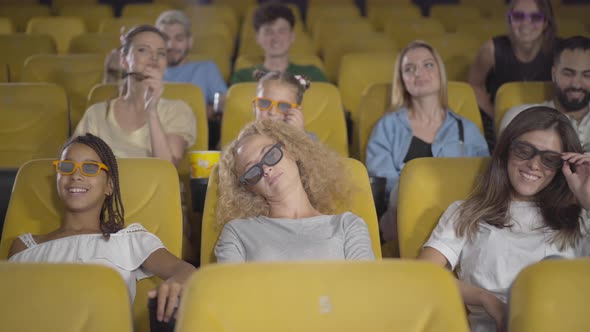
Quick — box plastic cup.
[190,151,221,179]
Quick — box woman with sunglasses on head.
[468,0,557,149]
[366,40,489,246]
[214,120,374,262]
[8,133,195,324]
[74,25,196,168]
[419,106,590,332]
[252,70,317,139]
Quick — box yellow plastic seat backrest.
[121,3,172,22]
[68,33,119,54]
[57,5,114,33]
[52,0,98,11]
[221,82,348,156]
[0,65,7,82]
[21,54,104,130]
[424,33,480,81]
[176,261,469,332]
[209,0,257,20]
[0,34,56,82]
[357,82,484,162]
[0,18,14,34]
[306,4,360,32]
[397,157,490,258]
[556,5,590,23]
[0,83,68,168]
[98,17,152,35]
[313,18,374,49]
[430,5,482,32]
[0,158,182,332]
[367,4,422,31]
[509,258,590,332]
[458,20,507,43]
[200,157,382,265]
[0,5,51,32]
[558,20,589,37]
[384,18,445,47]
[0,263,132,332]
[322,34,396,83]
[494,81,552,133]
[184,4,239,39]
[26,17,87,54]
[191,32,234,56]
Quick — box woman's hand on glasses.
[562,152,590,211]
[142,67,164,112]
[284,107,305,131]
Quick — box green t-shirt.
[230,62,328,85]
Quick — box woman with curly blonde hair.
[214,119,374,262]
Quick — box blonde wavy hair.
[216,119,351,226]
[390,40,449,111]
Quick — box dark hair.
[507,0,557,54]
[455,106,584,250]
[252,2,295,31]
[553,36,590,65]
[253,70,311,104]
[61,134,125,237]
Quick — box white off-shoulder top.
[8,223,165,300]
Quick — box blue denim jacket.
[366,107,489,195]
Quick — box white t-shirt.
[9,223,165,301]
[424,201,590,332]
[500,100,590,152]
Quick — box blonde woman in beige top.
[75,25,196,167]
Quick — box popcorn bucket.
[190,151,221,179]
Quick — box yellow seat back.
[0,34,56,82]
[57,4,114,33]
[200,158,382,265]
[221,82,349,156]
[494,81,553,133]
[509,258,590,332]
[98,17,152,35]
[430,5,482,32]
[184,4,239,39]
[306,4,361,32]
[397,157,490,258]
[0,263,132,332]
[357,82,484,163]
[0,158,182,332]
[425,34,480,81]
[322,33,396,83]
[121,3,172,22]
[0,18,14,34]
[384,18,445,47]
[313,18,374,50]
[367,4,422,31]
[176,261,469,332]
[337,52,396,158]
[68,33,120,54]
[26,17,87,54]
[210,0,257,20]
[0,64,7,82]
[0,83,68,168]
[21,54,104,130]
[0,5,51,32]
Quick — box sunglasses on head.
[252,97,299,114]
[508,10,545,23]
[239,143,283,186]
[53,160,109,177]
[510,141,563,170]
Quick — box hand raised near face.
[562,152,590,210]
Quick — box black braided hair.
[253,70,311,104]
[62,133,125,237]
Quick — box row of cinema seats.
[1,156,589,331]
[3,259,589,332]
[0,79,555,232]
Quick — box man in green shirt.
[230,3,327,84]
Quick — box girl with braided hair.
[253,70,315,138]
[8,133,195,324]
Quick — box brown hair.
[507,0,557,54]
[390,40,448,111]
[454,106,584,250]
[253,70,311,104]
[216,119,350,225]
[61,133,125,238]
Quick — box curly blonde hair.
[216,119,351,226]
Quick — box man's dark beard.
[554,83,590,112]
[167,50,187,67]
